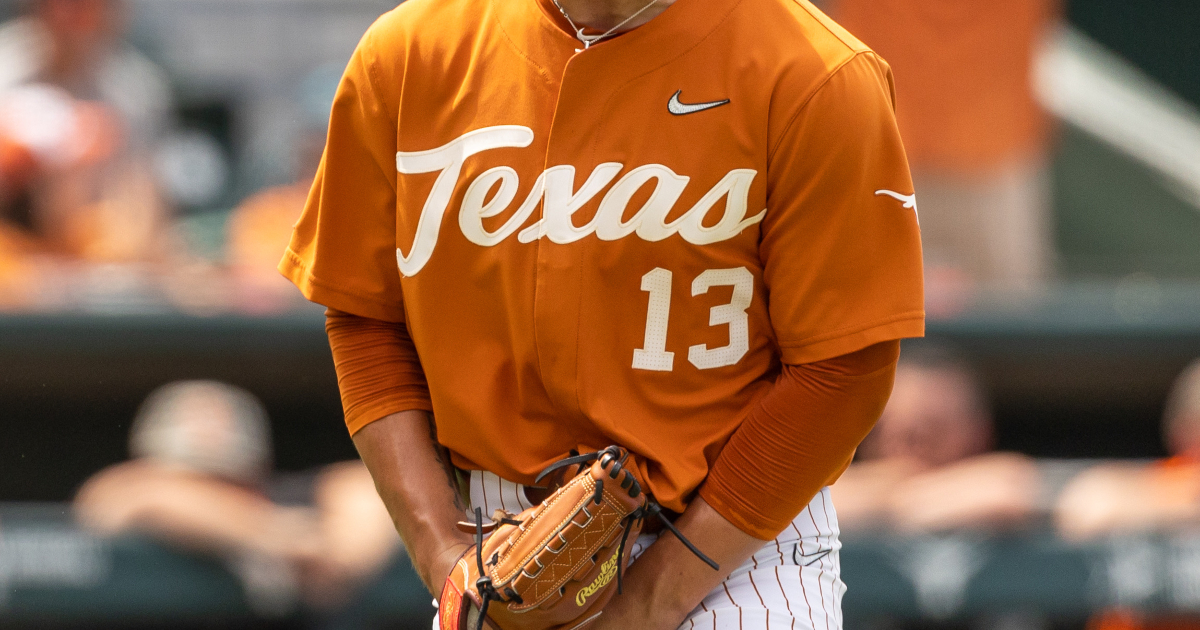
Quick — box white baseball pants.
[434,471,845,630]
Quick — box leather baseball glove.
[438,445,718,630]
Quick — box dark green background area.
[1055,0,1200,279]
[1067,0,1200,106]
[1053,126,1200,278]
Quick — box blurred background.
[0,0,1197,628]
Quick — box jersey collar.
[492,0,746,81]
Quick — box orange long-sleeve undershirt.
[700,340,899,539]
[325,309,433,434]
[325,308,898,540]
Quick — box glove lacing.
[470,446,719,630]
[472,506,498,630]
[533,447,720,585]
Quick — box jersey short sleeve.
[279,25,406,322]
[762,52,924,365]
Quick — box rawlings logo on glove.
[438,446,718,630]
[575,552,619,607]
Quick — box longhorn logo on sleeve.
[395,125,766,277]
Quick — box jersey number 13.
[633,267,753,372]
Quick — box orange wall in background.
[834,0,1060,172]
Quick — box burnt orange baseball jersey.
[281,0,924,512]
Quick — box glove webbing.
[533,447,721,589]
[471,446,720,630]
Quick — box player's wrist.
[419,537,472,594]
[589,541,703,630]
[598,496,764,629]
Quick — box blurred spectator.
[224,67,333,314]
[227,181,309,312]
[1056,359,1200,540]
[832,0,1061,296]
[305,459,402,608]
[74,380,400,612]
[0,221,41,307]
[0,0,172,274]
[832,346,1041,532]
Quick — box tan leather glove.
[438,446,716,630]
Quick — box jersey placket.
[530,59,599,426]
[527,0,742,434]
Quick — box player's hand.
[588,496,763,630]
[586,593,681,630]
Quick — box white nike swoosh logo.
[875,189,917,208]
[668,90,730,116]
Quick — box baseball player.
[280,0,924,626]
